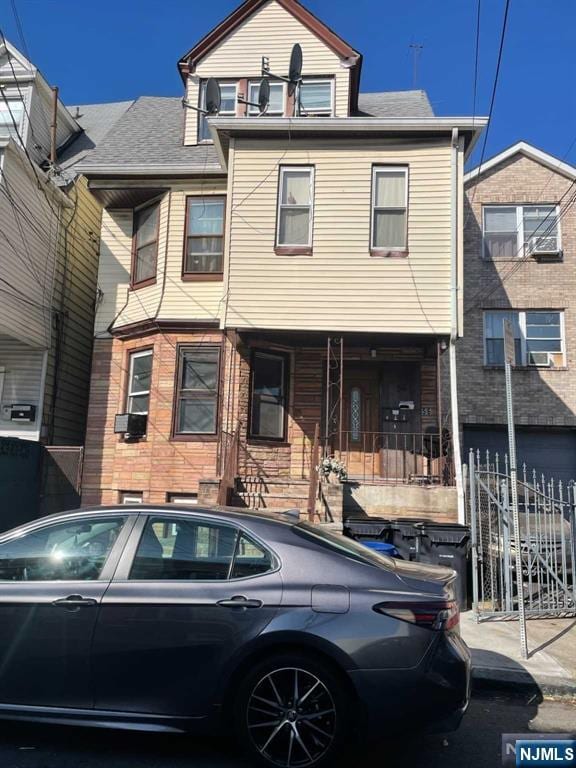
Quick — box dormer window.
[248,81,284,116]
[298,80,333,117]
[0,100,24,139]
[199,81,237,142]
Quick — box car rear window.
[293,522,395,569]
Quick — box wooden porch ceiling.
[236,329,447,350]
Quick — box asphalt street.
[0,692,574,768]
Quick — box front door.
[342,366,380,478]
[92,514,282,717]
[380,363,422,480]
[0,514,133,708]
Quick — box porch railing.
[217,420,241,506]
[324,430,454,485]
[306,424,321,520]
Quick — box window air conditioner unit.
[114,412,147,437]
[529,352,551,368]
[528,235,562,261]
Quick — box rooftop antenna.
[261,42,303,95]
[238,77,270,115]
[182,76,221,114]
[409,43,423,89]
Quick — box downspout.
[449,127,465,523]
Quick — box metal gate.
[467,449,576,619]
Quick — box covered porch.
[218,331,455,505]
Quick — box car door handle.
[217,596,263,609]
[52,595,98,608]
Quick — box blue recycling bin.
[361,540,400,558]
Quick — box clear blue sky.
[2,0,575,167]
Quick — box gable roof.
[356,90,433,118]
[465,141,576,184]
[75,96,221,175]
[177,0,362,109]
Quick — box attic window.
[199,81,237,141]
[298,80,333,117]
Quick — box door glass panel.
[350,387,361,441]
[130,517,239,580]
[230,533,273,579]
[0,518,126,581]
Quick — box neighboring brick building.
[456,142,576,481]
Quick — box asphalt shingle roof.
[59,100,134,169]
[355,90,434,118]
[75,90,435,174]
[76,96,221,172]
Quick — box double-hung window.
[184,196,225,276]
[248,81,284,115]
[250,351,288,440]
[0,100,24,139]
[174,346,221,436]
[276,166,314,248]
[132,202,159,287]
[298,80,333,116]
[127,350,153,414]
[483,205,561,259]
[371,166,408,251]
[484,310,565,367]
[199,81,237,141]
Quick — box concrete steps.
[233,476,309,511]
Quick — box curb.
[472,667,576,700]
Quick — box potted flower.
[318,456,348,483]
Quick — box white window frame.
[482,204,562,260]
[0,99,24,140]
[483,310,565,367]
[127,349,153,415]
[298,79,334,117]
[248,80,285,116]
[198,80,238,143]
[167,493,198,505]
[120,491,143,505]
[370,165,409,251]
[276,166,314,248]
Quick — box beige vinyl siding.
[43,177,102,443]
[95,179,226,335]
[0,335,46,440]
[184,0,349,145]
[224,137,453,334]
[0,143,60,348]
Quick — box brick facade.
[455,153,576,428]
[82,330,442,502]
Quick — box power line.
[471,0,481,126]
[465,0,511,225]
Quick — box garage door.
[463,426,576,484]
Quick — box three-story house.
[79,0,485,521]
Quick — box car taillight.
[373,600,459,631]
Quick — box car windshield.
[293,522,395,569]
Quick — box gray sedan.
[0,506,470,768]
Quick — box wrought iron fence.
[468,449,576,619]
[324,430,454,485]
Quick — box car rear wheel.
[234,652,349,768]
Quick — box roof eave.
[75,163,224,177]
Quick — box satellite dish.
[288,43,303,96]
[205,78,221,115]
[258,78,270,114]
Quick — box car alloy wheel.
[246,666,337,767]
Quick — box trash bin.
[343,517,392,542]
[416,522,471,609]
[361,540,400,558]
[389,518,425,561]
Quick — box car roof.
[21,504,298,530]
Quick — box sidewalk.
[460,611,576,698]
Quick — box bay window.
[484,310,564,367]
[132,201,159,287]
[483,205,561,259]
[371,166,408,251]
[174,346,221,436]
[184,196,225,276]
[276,166,314,249]
[250,351,288,440]
[127,350,152,414]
